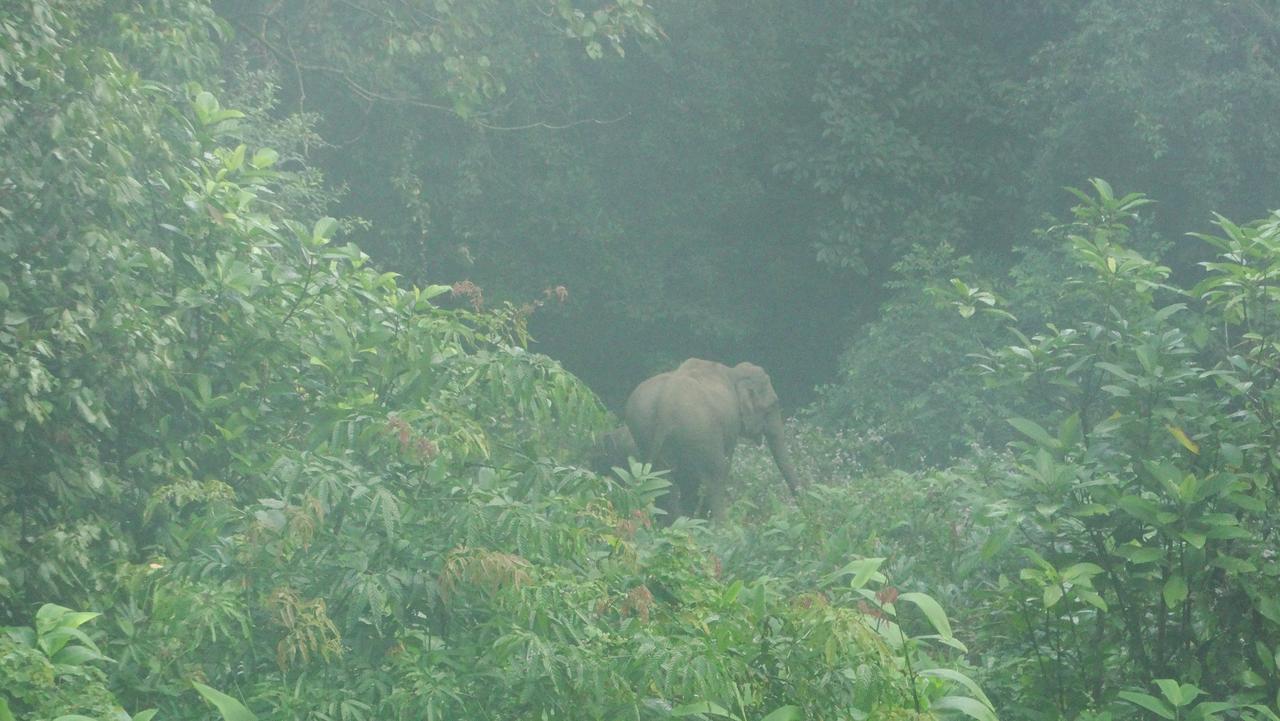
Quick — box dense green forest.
[4,1,1280,719]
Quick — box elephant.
[588,425,639,477]
[623,358,804,520]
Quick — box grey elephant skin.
[623,358,804,520]
[588,425,639,476]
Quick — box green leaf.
[196,373,212,403]
[1178,530,1207,549]
[194,682,258,721]
[1163,575,1188,608]
[0,700,14,721]
[1166,425,1200,455]
[194,90,219,122]
[312,217,338,244]
[918,668,994,709]
[250,147,279,169]
[1257,596,1280,625]
[1220,444,1244,467]
[1197,701,1244,718]
[1060,562,1103,582]
[826,557,886,590]
[1211,555,1257,573]
[226,144,246,171]
[1043,583,1064,608]
[1058,412,1082,448]
[1116,545,1167,566]
[1152,679,1201,707]
[759,706,803,721]
[1118,691,1175,719]
[899,592,954,639]
[1076,589,1109,611]
[932,695,998,721]
[1008,417,1061,450]
[1117,495,1160,524]
[422,284,453,300]
[40,606,100,632]
[52,643,105,666]
[1154,679,1184,706]
[672,700,737,719]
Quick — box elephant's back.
[624,372,733,457]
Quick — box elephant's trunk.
[764,410,805,494]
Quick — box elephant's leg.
[656,469,692,521]
[705,469,729,522]
[692,454,730,521]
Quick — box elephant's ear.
[734,367,771,439]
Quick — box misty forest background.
[7,1,1280,720]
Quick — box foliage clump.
[772,180,1280,720]
[0,3,983,720]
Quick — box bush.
[930,181,1280,719]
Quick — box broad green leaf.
[1212,555,1257,573]
[919,668,993,709]
[826,557,886,590]
[1058,412,1082,448]
[1153,679,1201,707]
[250,147,279,169]
[932,695,997,721]
[1114,544,1163,564]
[1178,531,1207,549]
[45,607,100,632]
[1197,701,1244,717]
[194,682,258,721]
[194,90,219,121]
[1061,563,1103,582]
[39,626,97,657]
[723,580,744,604]
[312,217,338,244]
[1096,362,1138,383]
[1020,547,1053,571]
[1154,679,1184,706]
[1092,177,1114,200]
[1118,691,1175,719]
[1117,495,1160,524]
[52,643,105,666]
[899,592,954,639]
[1255,596,1280,625]
[759,706,803,721]
[1163,575,1188,608]
[1008,417,1061,450]
[1043,583,1064,608]
[673,700,737,718]
[1076,589,1108,611]
[979,527,1012,559]
[1166,425,1200,454]
[225,144,245,171]
[422,284,453,300]
[1220,444,1244,467]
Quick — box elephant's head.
[730,363,804,494]
[730,362,779,441]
